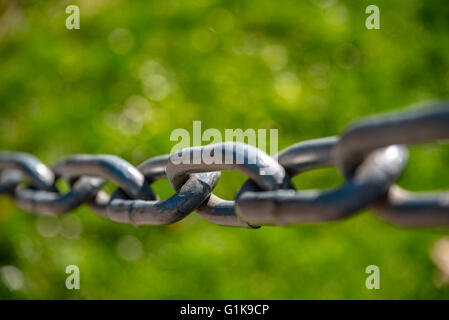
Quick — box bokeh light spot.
[117,235,143,261]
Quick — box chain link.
[1,102,449,228]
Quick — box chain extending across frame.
[1,102,449,228]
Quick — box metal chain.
[1,102,449,228]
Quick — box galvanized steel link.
[0,152,55,191]
[336,103,449,226]
[165,142,292,228]
[234,137,407,225]
[105,155,221,226]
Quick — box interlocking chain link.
[1,102,449,228]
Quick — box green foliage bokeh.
[0,0,449,299]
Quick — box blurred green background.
[1,0,449,299]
